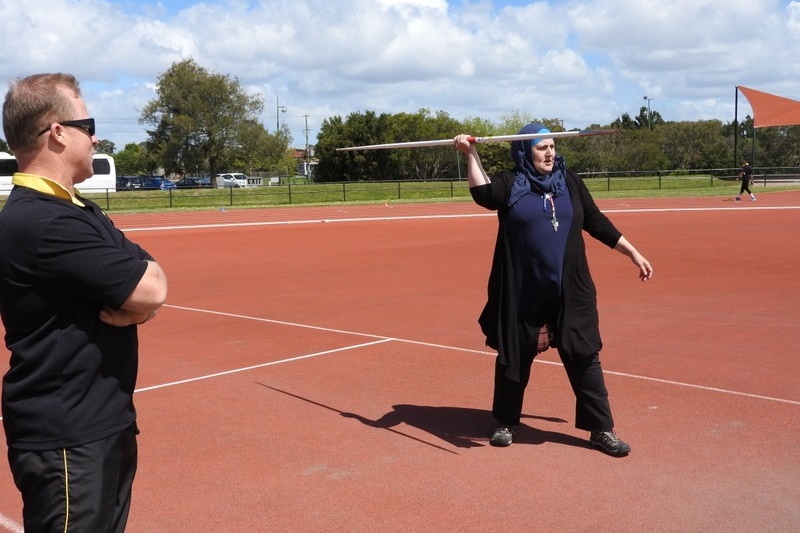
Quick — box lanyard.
[543,193,559,232]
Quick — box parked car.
[175,176,212,188]
[219,172,251,188]
[141,177,177,190]
[116,175,145,191]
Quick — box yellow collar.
[11,173,85,207]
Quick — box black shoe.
[590,430,631,457]
[490,424,516,447]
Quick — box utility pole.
[734,86,739,167]
[643,96,653,130]
[303,114,310,181]
[276,96,286,131]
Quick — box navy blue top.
[507,188,573,318]
[471,169,622,380]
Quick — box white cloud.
[1,0,798,150]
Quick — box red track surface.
[2,191,799,532]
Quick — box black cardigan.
[470,170,622,381]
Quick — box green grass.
[66,177,800,213]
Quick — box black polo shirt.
[0,174,151,450]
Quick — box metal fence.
[2,167,798,212]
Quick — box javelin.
[336,129,618,151]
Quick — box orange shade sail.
[738,86,800,128]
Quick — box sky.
[1,0,799,151]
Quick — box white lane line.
[0,514,24,533]
[600,368,800,406]
[116,204,800,232]
[164,304,389,339]
[134,338,393,393]
[158,304,800,407]
[118,213,492,232]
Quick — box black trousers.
[8,424,138,533]
[739,181,752,195]
[492,321,614,432]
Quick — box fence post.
[342,183,347,202]
[397,181,401,200]
[229,185,233,206]
[288,183,292,204]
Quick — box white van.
[83,154,117,192]
[217,172,261,188]
[0,152,116,194]
[0,152,17,193]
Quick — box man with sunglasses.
[0,73,167,532]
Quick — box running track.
[1,190,799,532]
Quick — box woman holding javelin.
[454,123,653,456]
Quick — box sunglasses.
[38,118,96,137]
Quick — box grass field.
[5,175,798,213]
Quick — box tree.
[313,104,800,180]
[384,109,462,181]
[113,142,159,176]
[635,106,650,129]
[749,125,800,167]
[229,119,291,174]
[95,139,115,155]
[610,113,637,130]
[315,111,395,182]
[612,108,664,131]
[140,58,265,185]
[660,120,729,169]
[0,138,9,153]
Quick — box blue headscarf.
[507,122,566,208]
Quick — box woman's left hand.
[615,236,653,281]
[630,251,653,281]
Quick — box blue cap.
[524,122,551,146]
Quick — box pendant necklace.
[543,192,558,232]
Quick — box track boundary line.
[119,213,492,232]
[165,304,391,339]
[116,204,800,232]
[159,304,800,407]
[0,513,23,533]
[599,369,800,405]
[602,205,800,214]
[135,338,393,393]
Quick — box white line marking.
[158,304,800,407]
[119,213,491,232]
[134,338,392,393]
[600,369,800,406]
[0,514,24,533]
[165,304,390,339]
[117,204,800,232]
[602,205,800,214]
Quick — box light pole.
[276,96,286,131]
[642,96,653,130]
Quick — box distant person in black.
[736,159,756,201]
[0,73,168,532]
